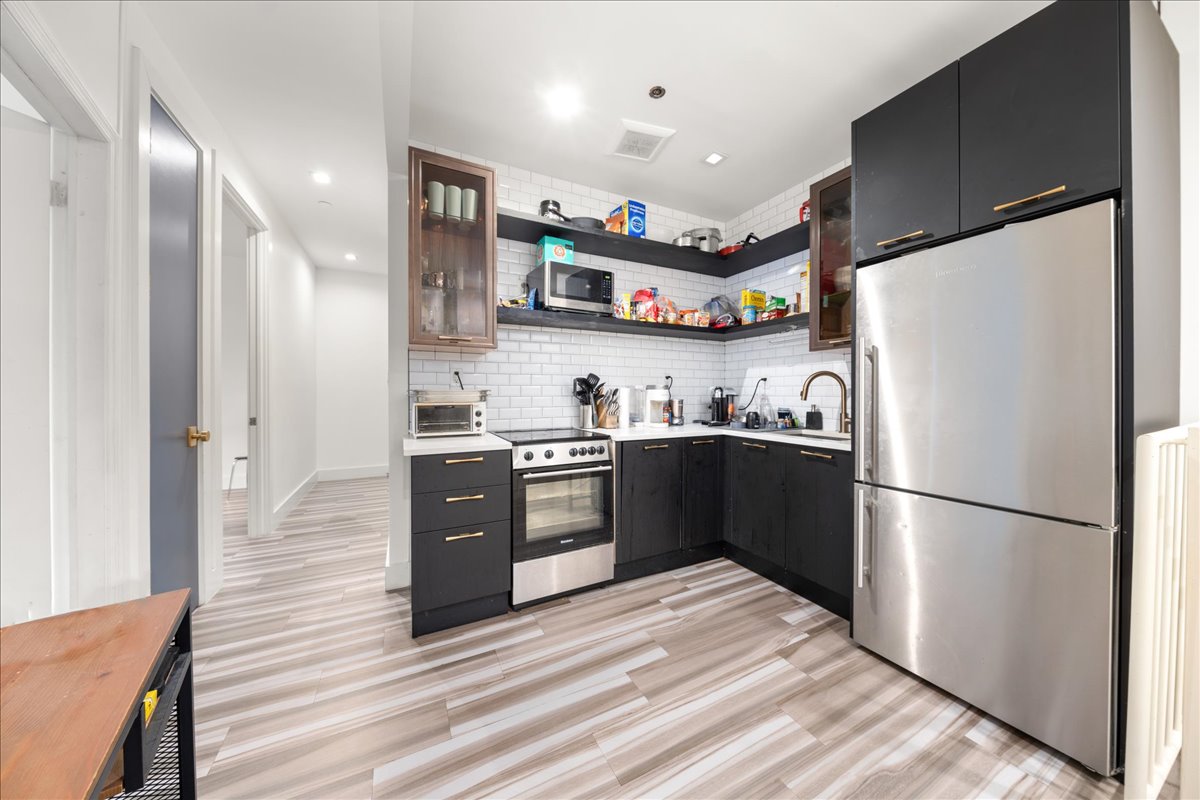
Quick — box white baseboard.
[272,471,318,529]
[385,559,411,590]
[316,464,389,482]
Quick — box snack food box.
[606,200,646,238]
[536,235,574,266]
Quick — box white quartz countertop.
[400,432,513,457]
[581,423,852,452]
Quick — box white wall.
[24,0,120,131]
[1161,0,1199,423]
[220,208,248,491]
[316,268,389,477]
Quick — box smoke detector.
[612,119,676,162]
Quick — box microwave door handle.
[522,465,613,479]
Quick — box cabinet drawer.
[412,449,510,494]
[412,520,511,611]
[413,483,509,533]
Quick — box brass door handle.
[742,442,767,450]
[444,494,484,503]
[186,426,211,448]
[444,457,484,465]
[800,450,834,460]
[691,439,715,445]
[875,229,925,248]
[437,335,476,342]
[643,444,670,450]
[445,531,484,542]
[993,184,1066,212]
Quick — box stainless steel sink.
[775,428,851,441]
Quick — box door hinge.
[49,180,68,207]
[249,417,257,426]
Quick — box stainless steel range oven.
[504,430,614,606]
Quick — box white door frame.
[218,177,270,543]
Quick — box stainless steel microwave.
[526,263,613,314]
[408,390,488,438]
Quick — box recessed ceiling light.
[344,253,357,262]
[544,86,582,120]
[648,85,666,99]
[311,170,331,185]
[704,152,726,166]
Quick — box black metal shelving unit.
[497,306,810,342]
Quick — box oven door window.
[549,263,606,305]
[514,466,613,561]
[415,404,471,434]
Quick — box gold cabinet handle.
[643,444,670,450]
[445,531,484,542]
[444,493,484,503]
[690,439,715,445]
[800,450,834,460]
[742,442,767,450]
[993,184,1066,213]
[437,335,476,342]
[444,457,484,465]
[186,426,211,448]
[875,229,925,248]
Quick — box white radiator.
[1125,424,1198,800]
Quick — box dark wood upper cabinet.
[408,147,497,349]
[808,167,853,351]
[959,0,1121,231]
[853,64,959,263]
[619,440,683,563]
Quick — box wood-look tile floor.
[196,478,1135,799]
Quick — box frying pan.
[718,233,759,257]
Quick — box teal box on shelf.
[536,235,574,266]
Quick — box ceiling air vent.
[612,119,676,162]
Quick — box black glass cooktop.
[498,428,610,445]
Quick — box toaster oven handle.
[521,465,613,480]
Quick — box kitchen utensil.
[571,217,605,230]
[585,373,601,391]
[445,185,462,222]
[718,233,760,257]
[747,411,761,429]
[579,404,596,428]
[462,188,478,225]
[670,399,684,426]
[684,227,723,253]
[426,181,445,220]
[672,231,697,248]
[539,199,567,221]
[573,377,591,404]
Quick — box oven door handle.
[521,465,613,480]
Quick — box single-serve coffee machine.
[709,387,736,424]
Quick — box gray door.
[149,97,200,603]
[854,199,1117,527]
[853,484,1115,774]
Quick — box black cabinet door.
[853,63,959,263]
[728,439,786,566]
[619,439,683,563]
[959,0,1120,232]
[682,437,722,548]
[786,448,854,598]
[412,520,511,613]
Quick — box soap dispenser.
[805,404,823,430]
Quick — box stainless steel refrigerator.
[852,199,1120,773]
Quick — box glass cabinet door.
[808,166,853,351]
[408,148,497,349]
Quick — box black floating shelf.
[497,306,810,342]
[496,209,809,279]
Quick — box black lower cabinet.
[412,520,511,610]
[682,437,723,548]
[785,448,854,600]
[619,439,683,563]
[727,438,787,566]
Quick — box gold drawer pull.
[445,493,484,503]
[437,335,476,342]
[444,456,484,465]
[691,439,715,445]
[800,450,834,460]
[993,184,1066,213]
[743,442,767,450]
[643,444,670,450]
[445,531,484,542]
[875,229,925,248]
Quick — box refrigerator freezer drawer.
[853,484,1115,774]
[854,199,1117,528]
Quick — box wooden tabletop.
[0,589,189,800]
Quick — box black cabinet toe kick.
[411,592,511,638]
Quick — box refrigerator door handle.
[856,488,872,588]
[856,338,878,482]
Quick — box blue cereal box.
[606,200,646,238]
[536,235,574,266]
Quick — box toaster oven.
[408,390,489,437]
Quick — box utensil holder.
[578,405,596,429]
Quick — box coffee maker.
[709,387,735,424]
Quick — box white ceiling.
[141,0,388,274]
[411,0,1052,221]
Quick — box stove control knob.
[544,449,554,459]
[588,446,597,455]
[569,448,578,457]
[523,451,534,461]
[597,445,605,454]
